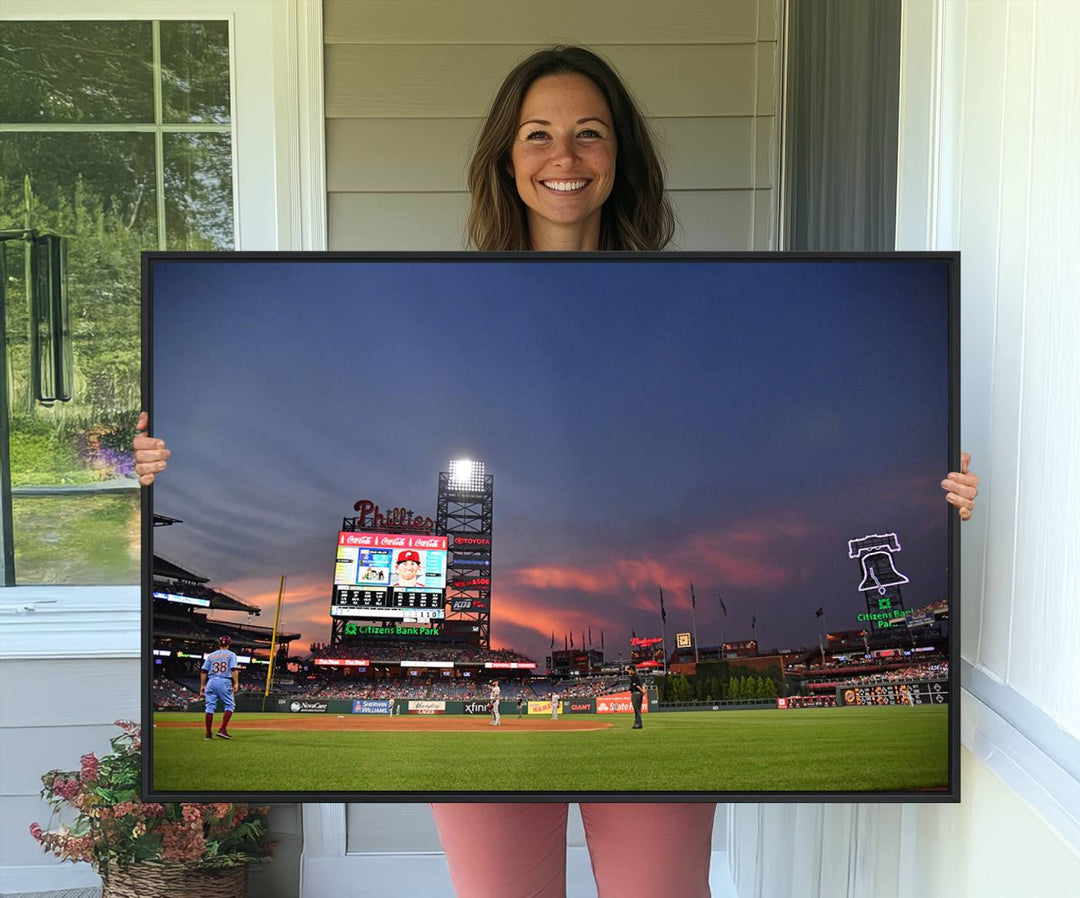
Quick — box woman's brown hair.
[467,46,675,252]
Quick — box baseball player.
[551,690,559,720]
[490,680,501,726]
[391,550,426,588]
[628,665,645,729]
[516,695,524,718]
[201,635,238,739]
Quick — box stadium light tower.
[448,458,486,492]
[438,458,493,648]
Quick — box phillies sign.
[353,499,434,533]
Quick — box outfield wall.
[170,695,659,714]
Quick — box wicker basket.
[101,862,247,898]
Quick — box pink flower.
[52,777,80,801]
[160,821,206,863]
[80,753,100,782]
[181,804,203,824]
[29,822,44,842]
[142,803,166,817]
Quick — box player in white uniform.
[490,680,501,726]
[551,690,559,720]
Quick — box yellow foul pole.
[262,575,286,708]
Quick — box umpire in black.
[626,665,645,729]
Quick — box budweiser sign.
[353,499,434,533]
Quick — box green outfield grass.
[151,706,949,795]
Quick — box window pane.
[160,21,232,124]
[2,132,152,586]
[0,22,154,124]
[1,132,155,426]
[12,493,140,585]
[164,133,235,250]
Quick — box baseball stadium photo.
[145,254,957,800]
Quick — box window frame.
[0,0,325,657]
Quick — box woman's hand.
[133,411,170,486]
[942,451,979,521]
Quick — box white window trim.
[895,0,1080,854]
[0,0,326,660]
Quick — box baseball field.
[151,705,949,795]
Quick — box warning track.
[155,715,614,733]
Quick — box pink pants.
[431,802,716,898]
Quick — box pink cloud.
[507,511,813,605]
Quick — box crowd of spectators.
[309,639,534,666]
[807,662,949,690]
[152,676,197,710]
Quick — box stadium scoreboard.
[840,681,948,706]
[332,531,448,620]
[332,586,445,618]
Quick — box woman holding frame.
[135,45,978,898]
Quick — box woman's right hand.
[133,411,170,486]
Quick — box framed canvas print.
[143,252,959,802]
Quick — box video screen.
[144,253,958,802]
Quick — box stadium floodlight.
[448,458,485,492]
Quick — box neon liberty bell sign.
[848,532,909,629]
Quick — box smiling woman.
[466,45,674,252]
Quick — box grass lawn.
[12,491,140,584]
[151,706,949,796]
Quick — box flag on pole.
[690,581,696,608]
[588,627,592,647]
[815,606,824,618]
[659,586,667,624]
[718,593,727,615]
[570,631,574,648]
[752,615,757,628]
[564,633,568,651]
[601,629,605,650]
[632,628,637,639]
[551,631,555,648]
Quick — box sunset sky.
[150,256,951,666]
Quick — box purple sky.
[150,256,952,665]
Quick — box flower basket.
[101,861,247,898]
[31,721,273,892]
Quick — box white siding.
[324,0,782,251]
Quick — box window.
[1,19,234,584]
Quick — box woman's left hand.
[942,451,979,521]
